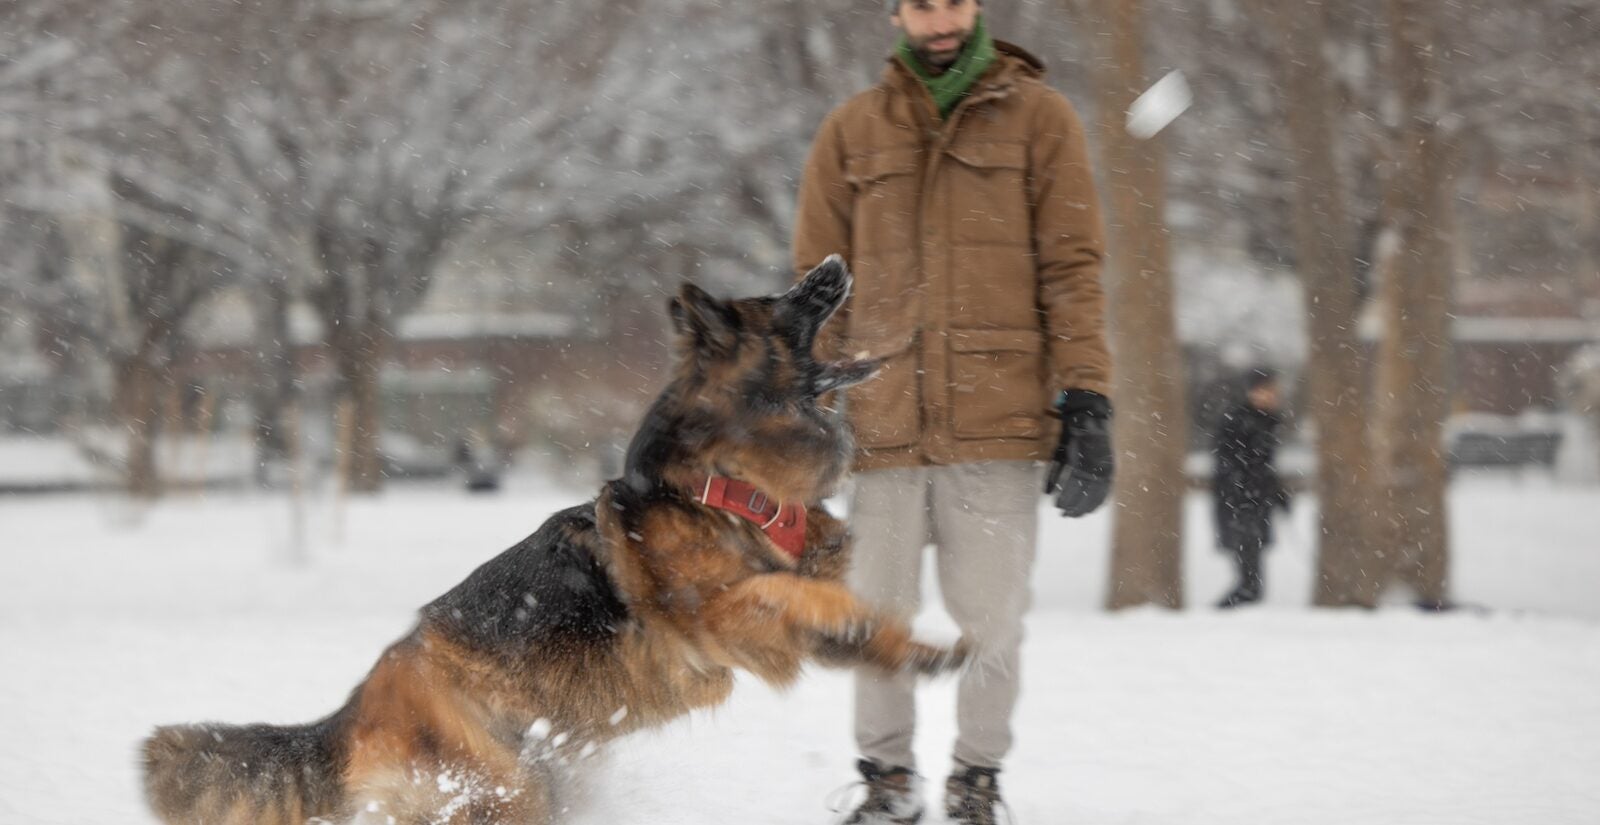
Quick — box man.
[1212,368,1291,608]
[792,1,1113,822]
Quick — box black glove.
[1044,389,1114,517]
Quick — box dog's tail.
[141,710,347,825]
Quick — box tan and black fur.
[141,256,964,825]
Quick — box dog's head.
[668,255,880,403]
[633,255,878,501]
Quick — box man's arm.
[793,111,853,360]
[1029,92,1111,398]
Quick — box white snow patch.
[0,478,1596,823]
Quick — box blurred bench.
[1447,431,1562,470]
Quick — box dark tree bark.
[114,347,165,499]
[1371,0,1455,606]
[319,255,398,495]
[106,216,204,499]
[1085,0,1189,610]
[1258,0,1384,607]
[250,280,296,487]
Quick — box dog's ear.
[785,254,851,333]
[669,282,739,356]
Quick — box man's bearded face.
[906,24,972,69]
[894,1,981,70]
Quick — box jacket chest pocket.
[943,142,1028,246]
[948,328,1045,440]
[846,148,919,255]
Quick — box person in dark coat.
[455,429,503,493]
[1212,368,1291,608]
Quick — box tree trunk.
[1089,0,1188,610]
[330,321,390,494]
[1372,0,1454,606]
[114,353,164,499]
[251,282,296,487]
[1261,0,1384,607]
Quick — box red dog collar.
[692,475,806,560]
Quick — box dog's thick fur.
[141,257,963,825]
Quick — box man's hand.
[1044,389,1114,517]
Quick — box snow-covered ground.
[2,475,1598,824]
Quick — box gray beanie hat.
[890,0,982,14]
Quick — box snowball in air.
[1126,70,1193,139]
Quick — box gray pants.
[849,461,1041,771]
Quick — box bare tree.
[0,1,135,151]
[1073,0,1188,609]
[90,0,701,491]
[1,2,236,496]
[108,203,233,497]
[1369,0,1456,607]
[19,163,240,497]
[0,1,137,332]
[1253,0,1384,607]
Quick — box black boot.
[1215,587,1261,609]
[944,763,1006,825]
[840,758,923,825]
[1218,542,1263,608]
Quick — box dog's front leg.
[704,573,966,676]
[794,505,851,582]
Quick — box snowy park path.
[2,477,1597,824]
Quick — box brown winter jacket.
[793,41,1110,471]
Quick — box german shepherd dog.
[142,256,965,825]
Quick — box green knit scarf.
[896,14,997,119]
